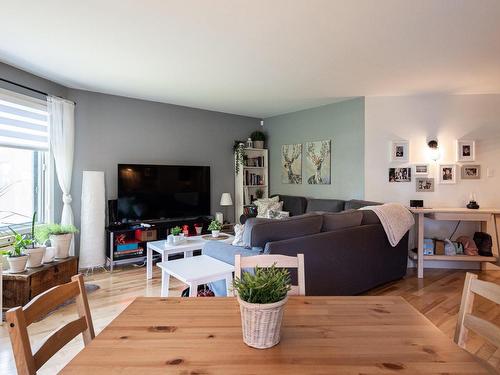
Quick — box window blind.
[0,88,49,151]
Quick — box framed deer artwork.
[305,140,331,184]
[281,144,302,184]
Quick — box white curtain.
[48,96,75,254]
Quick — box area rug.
[2,283,100,322]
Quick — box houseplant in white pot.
[1,228,31,273]
[35,223,78,260]
[22,213,46,268]
[169,226,185,245]
[208,219,222,238]
[233,264,291,349]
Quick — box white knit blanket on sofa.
[360,203,414,247]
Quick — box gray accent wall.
[264,97,365,200]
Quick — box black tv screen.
[117,164,210,222]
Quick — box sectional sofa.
[203,195,409,296]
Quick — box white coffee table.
[157,255,235,297]
[146,234,233,280]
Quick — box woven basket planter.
[237,296,288,349]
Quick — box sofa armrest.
[264,224,408,296]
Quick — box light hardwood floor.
[1,267,500,374]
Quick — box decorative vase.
[237,296,288,349]
[6,255,28,273]
[253,140,264,149]
[43,246,56,263]
[25,245,46,268]
[211,230,220,238]
[51,233,73,259]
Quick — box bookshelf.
[234,148,269,221]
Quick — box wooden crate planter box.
[2,256,78,311]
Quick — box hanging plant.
[233,141,246,174]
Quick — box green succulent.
[1,227,33,257]
[171,226,182,236]
[233,264,291,304]
[208,220,222,231]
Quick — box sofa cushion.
[360,210,381,225]
[321,211,363,232]
[306,198,345,213]
[344,199,382,210]
[271,194,307,216]
[243,213,323,249]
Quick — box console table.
[410,208,500,278]
[2,256,78,311]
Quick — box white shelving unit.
[234,148,269,221]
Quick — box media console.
[106,216,213,271]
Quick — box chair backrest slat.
[6,274,94,375]
[235,254,305,296]
[455,272,500,357]
[23,280,80,325]
[33,316,88,369]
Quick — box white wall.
[365,94,500,207]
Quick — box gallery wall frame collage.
[389,140,480,193]
[281,140,331,185]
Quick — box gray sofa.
[204,195,408,296]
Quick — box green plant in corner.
[250,131,266,142]
[207,219,222,231]
[171,226,182,236]
[1,227,33,257]
[233,264,291,304]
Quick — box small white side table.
[157,255,234,297]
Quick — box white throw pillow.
[232,224,245,246]
[254,196,280,218]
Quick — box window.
[0,88,51,234]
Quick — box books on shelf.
[243,205,258,216]
[244,156,265,167]
[114,247,144,258]
[244,170,264,186]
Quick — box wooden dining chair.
[6,274,95,375]
[454,272,500,359]
[235,254,305,296]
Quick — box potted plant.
[208,219,222,238]
[250,131,266,149]
[233,141,246,174]
[170,226,185,245]
[233,265,291,349]
[1,229,31,273]
[21,213,46,268]
[35,223,77,260]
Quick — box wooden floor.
[1,267,500,374]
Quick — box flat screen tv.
[117,164,210,222]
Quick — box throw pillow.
[232,224,245,246]
[255,196,280,218]
[322,210,363,232]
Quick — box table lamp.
[220,192,233,224]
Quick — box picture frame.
[461,165,481,180]
[390,140,409,162]
[414,164,429,176]
[439,164,456,184]
[389,167,411,182]
[281,143,302,184]
[304,140,331,184]
[416,177,435,192]
[456,140,475,162]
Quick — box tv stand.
[106,216,212,271]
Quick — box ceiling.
[1,0,500,118]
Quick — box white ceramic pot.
[26,245,46,268]
[253,140,264,149]
[43,246,56,263]
[50,233,73,259]
[211,230,220,238]
[6,254,28,273]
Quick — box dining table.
[61,296,494,374]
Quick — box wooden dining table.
[61,296,494,374]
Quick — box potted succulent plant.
[250,131,266,149]
[208,219,222,238]
[23,213,46,268]
[35,223,78,260]
[233,264,291,349]
[169,226,185,245]
[1,228,31,273]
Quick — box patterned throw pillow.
[267,209,290,220]
[254,196,280,218]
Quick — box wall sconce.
[427,140,440,161]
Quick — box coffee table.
[146,234,233,279]
[157,255,235,297]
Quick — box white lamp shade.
[220,192,233,206]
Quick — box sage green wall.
[264,97,365,200]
